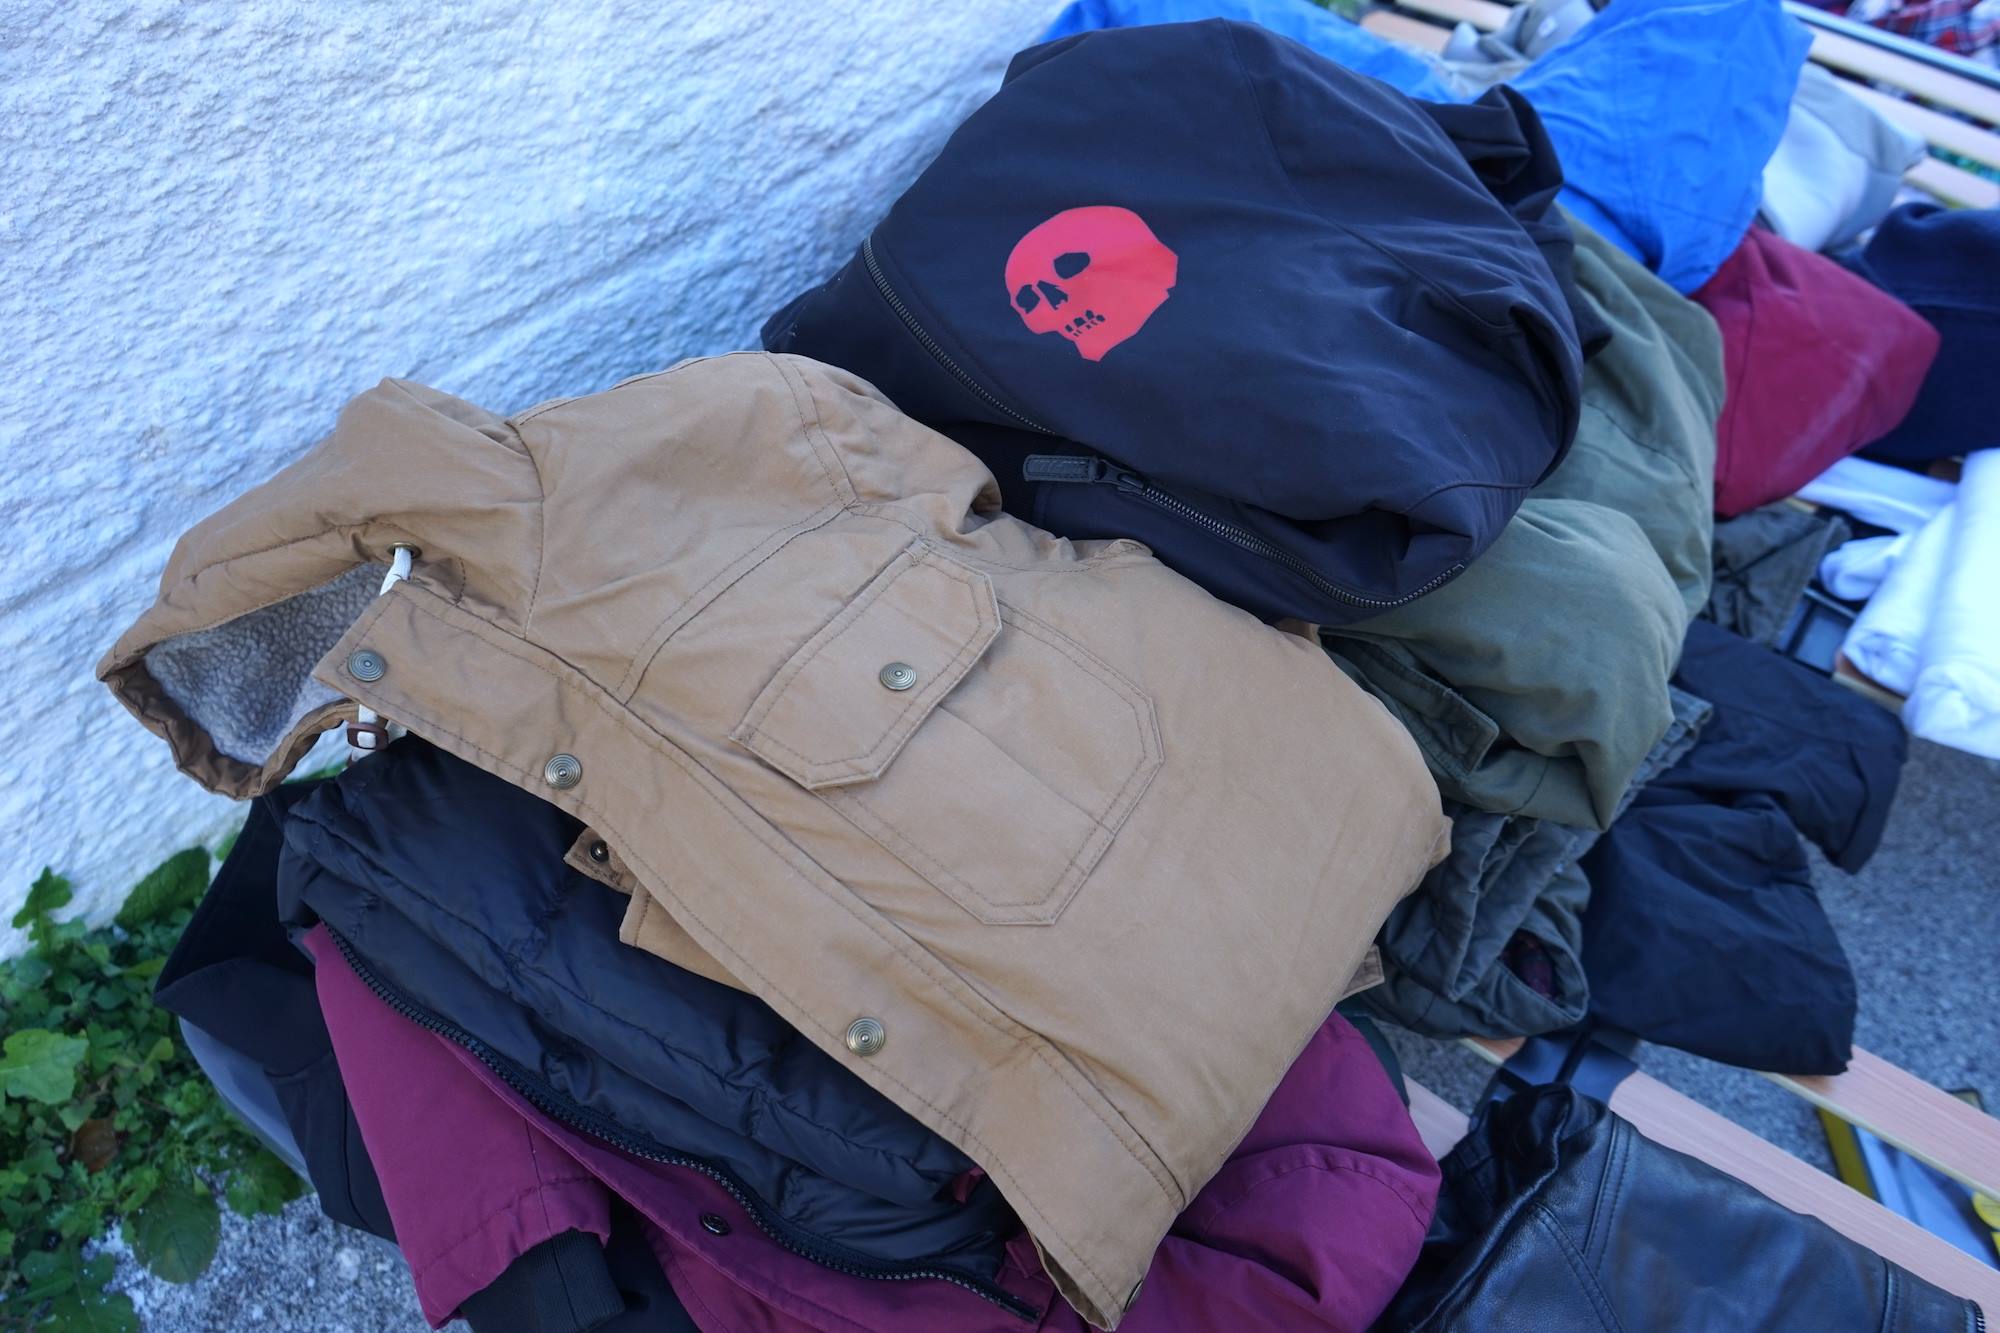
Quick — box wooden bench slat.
[1472,1037,2000,1201]
[1389,0,1511,34]
[1764,1047,2000,1200]
[1608,1067,2000,1312]
[1809,27,2000,124]
[1906,153,2000,206]
[1407,1078,1473,1159]
[1445,1042,2000,1311]
[1842,78,2000,170]
[1359,9,1451,54]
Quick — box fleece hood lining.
[144,562,387,765]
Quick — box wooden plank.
[1810,27,2000,125]
[1842,79,2000,171]
[1391,0,1511,33]
[1608,1071,2000,1311]
[1835,651,1909,710]
[1765,1048,2000,1200]
[1906,154,2000,207]
[1455,1038,1999,1310]
[1360,9,1451,54]
[1408,1078,1473,1158]
[1479,1038,2000,1197]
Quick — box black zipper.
[861,235,1459,613]
[863,234,1057,437]
[1023,455,1464,612]
[325,927,1036,1320]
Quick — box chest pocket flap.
[732,541,1160,926]
[733,546,1000,790]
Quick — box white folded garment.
[1820,532,1909,601]
[1841,501,1952,695]
[1798,456,1956,533]
[1905,450,2000,758]
[1760,65,1926,254]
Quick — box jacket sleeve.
[1038,1015,1441,1333]
[305,925,614,1328]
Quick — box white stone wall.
[0,0,1062,954]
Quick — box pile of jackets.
[103,5,1997,1329]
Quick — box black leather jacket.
[1380,1085,1981,1331]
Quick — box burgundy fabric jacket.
[1694,225,1938,518]
[307,926,1439,1331]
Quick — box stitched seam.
[404,1176,599,1275]
[1531,1203,1624,1332]
[113,543,399,649]
[506,354,720,426]
[524,1123,564,1308]
[844,502,1152,572]
[833,787,1109,924]
[771,353,860,506]
[737,550,997,774]
[734,551,937,760]
[365,590,1182,1255]
[612,499,849,702]
[1599,1126,1632,1268]
[1183,1155,1435,1236]
[513,418,550,636]
[607,353,860,703]
[659,1248,732,1331]
[1584,1118,1620,1263]
[797,583,1160,922]
[993,599,1163,826]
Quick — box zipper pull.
[1023,454,1148,492]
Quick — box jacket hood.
[765,19,1592,623]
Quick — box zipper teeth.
[862,235,1056,436]
[1125,476,1463,610]
[325,928,1035,1320]
[862,237,1458,612]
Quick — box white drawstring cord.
[347,544,417,764]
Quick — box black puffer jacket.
[278,737,1024,1309]
[765,20,1595,624]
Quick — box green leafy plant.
[1,854,306,1330]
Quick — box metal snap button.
[588,840,609,864]
[543,753,582,789]
[699,1212,731,1236]
[844,1017,886,1057]
[878,662,918,692]
[346,649,386,683]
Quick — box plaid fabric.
[1827,0,2000,63]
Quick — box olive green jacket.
[1327,215,1723,831]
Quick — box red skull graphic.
[1004,206,1177,362]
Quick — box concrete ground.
[108,738,1999,1329]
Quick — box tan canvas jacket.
[100,353,1448,1328]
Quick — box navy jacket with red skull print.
[764,20,1599,625]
